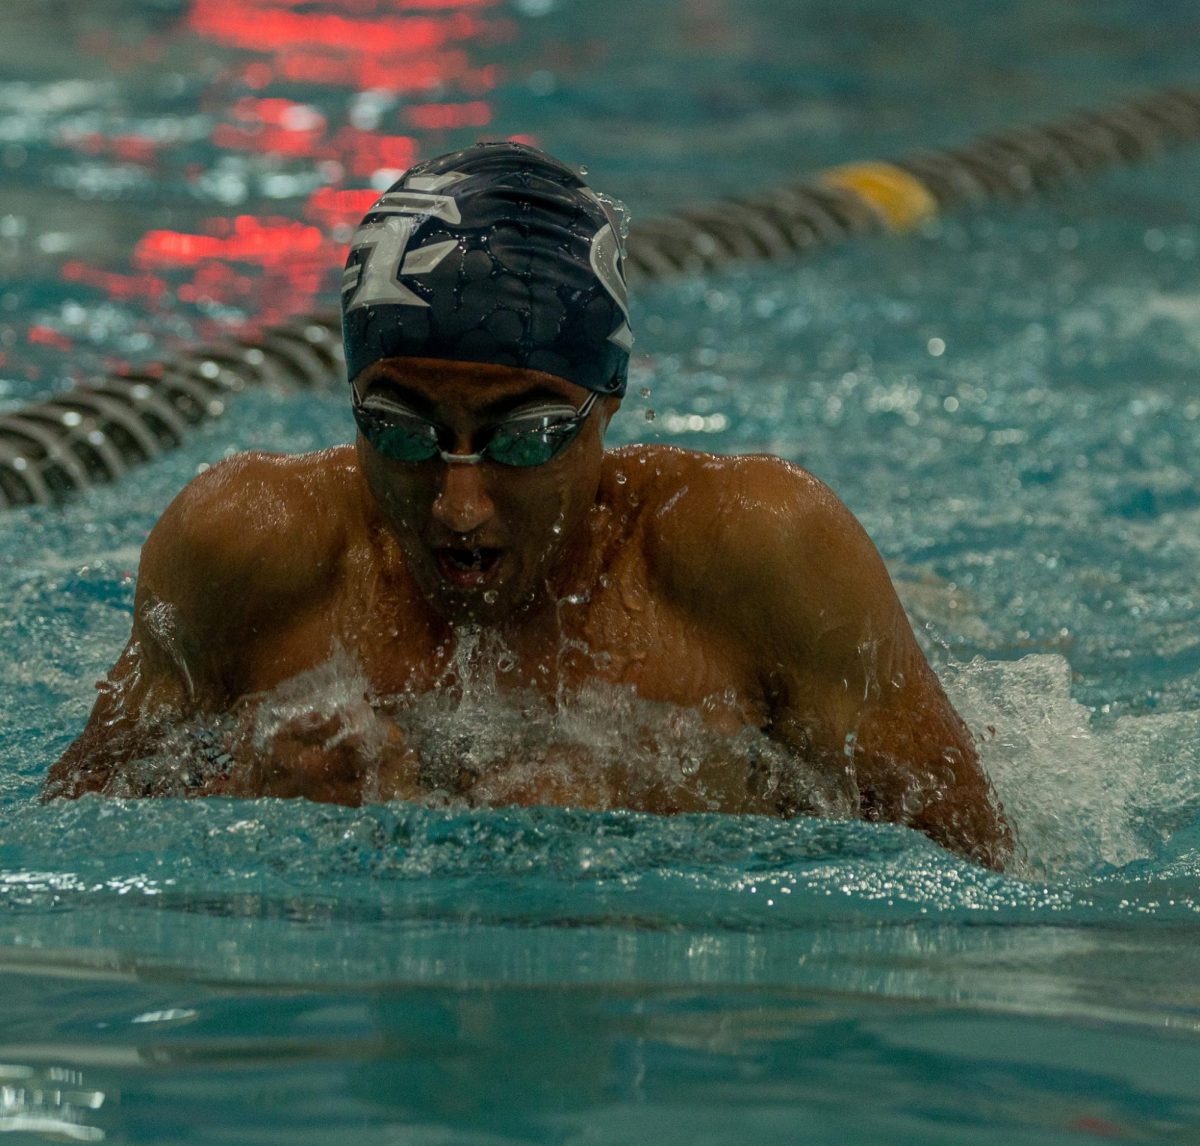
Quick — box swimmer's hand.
[205,699,421,805]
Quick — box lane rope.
[2,85,1198,509]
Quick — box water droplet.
[644,409,656,422]
[483,590,498,604]
[614,471,628,485]
[639,387,652,399]
[550,522,563,535]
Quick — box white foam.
[945,654,1200,879]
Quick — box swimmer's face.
[354,357,618,625]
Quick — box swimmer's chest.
[237,569,768,733]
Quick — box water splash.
[57,637,1200,883]
[946,654,1200,879]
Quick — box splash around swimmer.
[45,142,1012,870]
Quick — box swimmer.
[44,142,1012,869]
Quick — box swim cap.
[341,142,632,396]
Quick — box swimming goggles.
[353,389,598,468]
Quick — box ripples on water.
[3,0,1200,1139]
[4,194,1200,1145]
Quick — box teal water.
[3,1,1200,1142]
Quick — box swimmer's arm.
[45,625,421,805]
[42,600,211,800]
[46,453,421,804]
[768,641,1013,871]
[44,455,314,799]
[762,474,1011,868]
[669,457,1012,868]
[43,473,237,798]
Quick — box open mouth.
[435,546,504,588]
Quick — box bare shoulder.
[615,447,893,647]
[139,445,363,635]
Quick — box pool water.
[3,0,1200,1141]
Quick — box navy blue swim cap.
[341,142,632,396]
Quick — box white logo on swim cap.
[343,218,460,312]
[344,173,470,312]
[403,171,469,194]
[368,190,463,225]
[589,222,633,352]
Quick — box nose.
[431,460,495,535]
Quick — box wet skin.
[44,358,1013,869]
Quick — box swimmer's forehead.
[354,357,593,416]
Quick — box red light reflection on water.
[304,188,381,232]
[189,1,485,57]
[212,122,328,159]
[44,0,505,356]
[27,326,75,353]
[135,217,327,268]
[228,97,328,135]
[176,0,502,330]
[61,262,168,304]
[256,51,496,94]
[404,100,491,130]
[66,133,163,166]
[210,95,420,174]
[131,217,346,326]
[333,128,418,176]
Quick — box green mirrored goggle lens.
[354,406,441,462]
[353,400,589,468]
[485,424,577,466]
